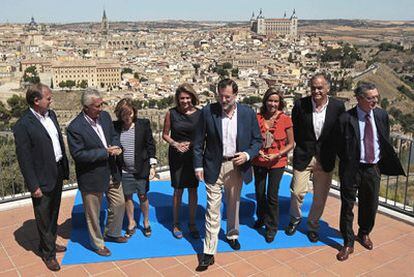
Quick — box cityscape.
[0,1,413,276]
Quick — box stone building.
[51,60,120,89]
[250,9,298,38]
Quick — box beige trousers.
[203,160,243,255]
[289,157,333,231]
[81,183,125,250]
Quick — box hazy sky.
[1,0,413,23]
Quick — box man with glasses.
[286,73,345,243]
[335,82,405,261]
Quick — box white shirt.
[222,105,238,157]
[357,106,380,164]
[30,108,63,162]
[83,112,108,148]
[312,97,329,140]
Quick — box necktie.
[364,114,375,163]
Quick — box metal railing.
[1,116,413,217]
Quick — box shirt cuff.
[195,167,203,172]
[150,158,157,165]
[243,152,250,161]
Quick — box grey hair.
[310,73,330,87]
[81,89,101,106]
[354,82,377,97]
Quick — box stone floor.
[0,192,413,277]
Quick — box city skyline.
[0,0,413,23]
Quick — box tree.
[231,68,239,78]
[121,68,133,75]
[22,66,40,84]
[133,72,139,79]
[0,137,25,196]
[0,101,11,129]
[66,80,76,89]
[380,98,389,110]
[78,80,88,89]
[7,95,27,118]
[222,62,233,69]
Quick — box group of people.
[13,74,404,272]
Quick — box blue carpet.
[62,174,342,265]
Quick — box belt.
[359,163,377,168]
[222,156,234,162]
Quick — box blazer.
[336,107,405,187]
[13,109,69,193]
[292,96,345,172]
[193,102,262,184]
[113,118,156,179]
[67,110,121,192]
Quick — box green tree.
[7,95,27,118]
[78,80,88,89]
[380,97,389,110]
[22,66,40,84]
[133,72,139,79]
[231,68,239,78]
[222,62,233,69]
[0,137,26,197]
[121,68,133,75]
[0,101,11,129]
[58,80,67,88]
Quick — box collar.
[30,107,49,120]
[311,96,329,112]
[83,111,99,126]
[356,105,374,119]
[222,103,238,119]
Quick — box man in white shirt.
[13,83,70,271]
[286,73,345,243]
[67,89,126,257]
[193,79,262,271]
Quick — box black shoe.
[196,254,215,272]
[265,229,276,243]
[226,238,241,250]
[285,220,301,236]
[307,231,319,243]
[42,257,60,271]
[253,220,264,229]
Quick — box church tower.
[101,9,109,36]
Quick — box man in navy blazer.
[194,79,262,271]
[67,89,126,257]
[13,83,69,271]
[335,82,405,261]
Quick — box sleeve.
[13,122,39,192]
[193,107,207,169]
[145,119,156,159]
[245,108,262,159]
[67,124,108,164]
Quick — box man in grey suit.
[67,89,126,256]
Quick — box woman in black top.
[114,98,157,238]
[162,83,201,239]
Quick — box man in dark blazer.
[194,79,262,271]
[286,73,345,243]
[67,89,126,257]
[13,83,69,271]
[336,82,405,261]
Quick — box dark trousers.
[253,166,285,233]
[339,164,381,247]
[31,164,63,260]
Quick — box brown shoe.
[55,244,67,253]
[336,246,354,261]
[42,257,60,271]
[357,234,373,250]
[94,246,111,256]
[104,235,128,243]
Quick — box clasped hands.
[259,150,281,161]
[173,141,190,153]
[107,145,122,156]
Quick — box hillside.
[354,63,414,114]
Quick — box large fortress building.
[250,9,298,38]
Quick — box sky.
[0,0,413,23]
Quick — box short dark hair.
[26,83,49,107]
[310,73,330,87]
[217,78,238,95]
[354,82,377,97]
[175,83,199,107]
[114,98,137,123]
[260,88,285,115]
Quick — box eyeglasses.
[361,95,380,102]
